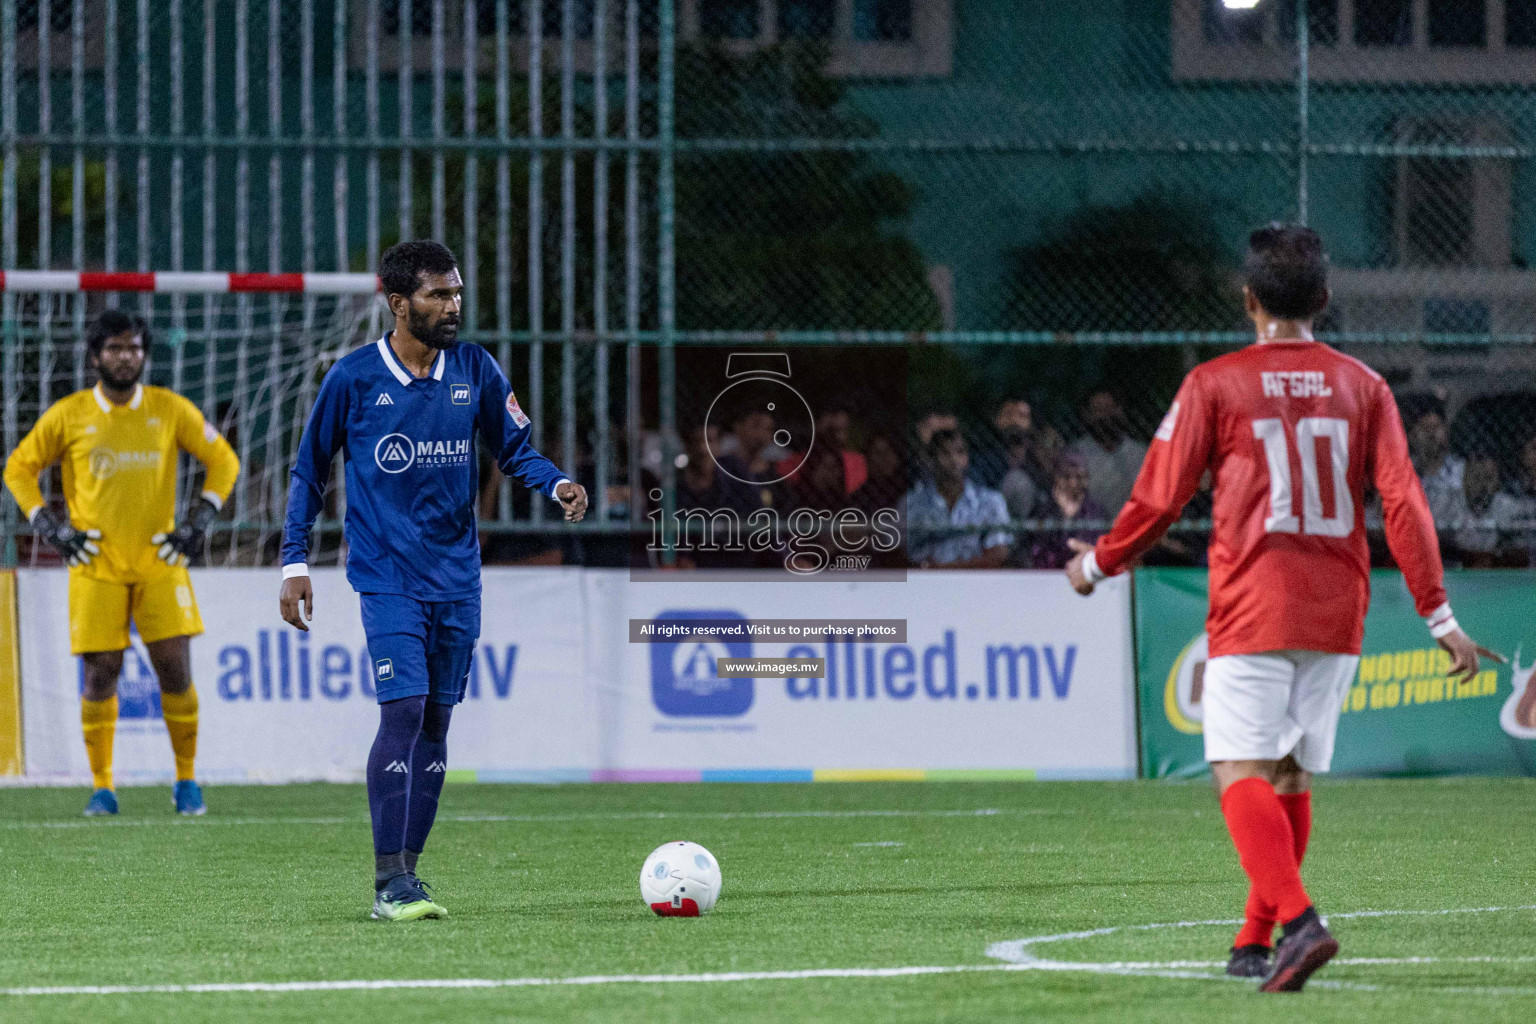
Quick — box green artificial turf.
[1,778,1533,1023]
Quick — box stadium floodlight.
[1222,0,1263,8]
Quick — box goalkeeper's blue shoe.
[83,788,118,817]
[371,873,447,922]
[173,780,207,816]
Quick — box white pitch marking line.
[984,904,1536,996]
[8,907,1536,999]
[0,807,1012,831]
[3,964,1038,997]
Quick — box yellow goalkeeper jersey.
[4,383,240,583]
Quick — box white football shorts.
[1201,650,1360,773]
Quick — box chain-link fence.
[3,0,1535,568]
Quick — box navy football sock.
[367,695,426,864]
[404,701,454,857]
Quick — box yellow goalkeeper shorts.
[68,568,205,655]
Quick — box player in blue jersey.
[278,240,587,921]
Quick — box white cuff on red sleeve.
[1425,602,1459,639]
[1081,549,1107,585]
[281,563,310,580]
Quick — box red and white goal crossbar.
[0,271,380,294]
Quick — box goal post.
[0,272,381,569]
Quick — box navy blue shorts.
[359,593,481,705]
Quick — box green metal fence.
[3,0,1536,567]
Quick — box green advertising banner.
[1134,568,1536,779]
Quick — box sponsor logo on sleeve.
[506,391,531,429]
[203,421,219,443]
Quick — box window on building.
[1174,0,1536,82]
[853,0,913,42]
[1506,0,1536,44]
[1393,117,1512,269]
[779,0,837,40]
[1278,0,1342,44]
[363,0,947,77]
[19,0,73,35]
[1428,0,1487,47]
[701,0,760,39]
[1355,0,1413,46]
[1201,0,1265,44]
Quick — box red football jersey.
[1093,340,1447,657]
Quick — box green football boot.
[370,873,447,922]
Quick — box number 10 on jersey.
[1253,417,1353,538]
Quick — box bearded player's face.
[405,269,464,350]
[93,331,146,390]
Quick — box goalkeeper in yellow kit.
[4,310,239,816]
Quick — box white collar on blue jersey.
[93,382,144,413]
[376,333,445,386]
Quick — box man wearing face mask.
[279,240,586,922]
[5,310,241,818]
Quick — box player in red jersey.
[1065,225,1499,992]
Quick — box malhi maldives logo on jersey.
[87,446,162,479]
[373,433,471,473]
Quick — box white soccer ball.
[640,841,722,917]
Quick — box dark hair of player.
[378,239,460,301]
[1245,223,1329,320]
[86,309,151,358]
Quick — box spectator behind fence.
[1450,453,1527,567]
[905,429,1010,569]
[787,443,848,514]
[911,407,960,486]
[717,406,788,483]
[1507,434,1536,564]
[972,397,1032,488]
[1067,390,1147,514]
[815,403,867,495]
[851,431,905,513]
[673,422,764,570]
[1028,453,1108,570]
[1405,400,1465,527]
[996,428,1039,521]
[1508,433,1536,503]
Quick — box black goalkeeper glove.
[31,507,102,568]
[152,498,218,568]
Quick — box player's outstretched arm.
[1369,384,1504,682]
[1065,374,1214,597]
[278,366,351,627]
[478,351,584,520]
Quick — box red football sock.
[1234,790,1314,947]
[1220,777,1312,926]
[1279,790,1311,864]
[1235,888,1276,949]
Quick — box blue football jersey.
[282,334,568,599]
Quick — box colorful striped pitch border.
[443,768,1135,784]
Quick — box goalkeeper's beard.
[97,363,144,391]
[409,307,460,350]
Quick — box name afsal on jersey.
[1260,371,1332,399]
